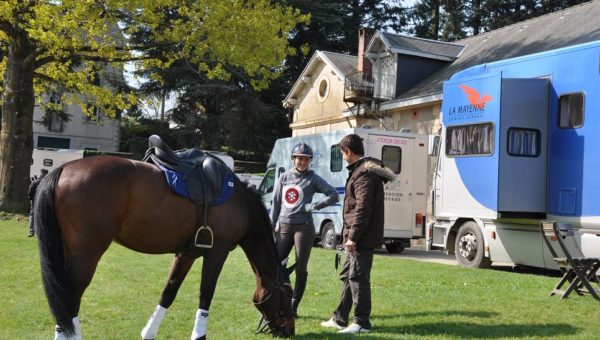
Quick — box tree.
[409,0,442,39]
[0,1,307,213]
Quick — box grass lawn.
[2,215,600,339]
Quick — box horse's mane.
[235,176,279,267]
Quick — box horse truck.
[259,128,431,253]
[429,39,600,269]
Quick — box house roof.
[283,51,357,108]
[389,0,600,106]
[367,31,465,61]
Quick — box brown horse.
[34,155,294,339]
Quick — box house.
[32,64,122,152]
[284,0,600,137]
[33,101,120,152]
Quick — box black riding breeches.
[275,222,315,274]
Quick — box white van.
[259,128,430,253]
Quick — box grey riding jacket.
[270,168,339,228]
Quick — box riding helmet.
[291,143,313,159]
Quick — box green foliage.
[408,0,593,40]
[3,219,600,339]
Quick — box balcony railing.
[344,72,396,104]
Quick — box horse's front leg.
[141,253,196,340]
[192,250,229,340]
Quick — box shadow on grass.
[297,310,497,324]
[298,322,579,339]
[400,310,499,318]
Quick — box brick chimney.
[357,28,375,74]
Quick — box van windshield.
[259,169,276,194]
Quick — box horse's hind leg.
[191,251,229,340]
[141,253,196,339]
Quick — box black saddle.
[142,135,231,225]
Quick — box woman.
[270,142,339,317]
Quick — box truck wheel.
[320,222,337,250]
[455,221,491,268]
[384,243,405,254]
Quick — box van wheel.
[384,243,405,254]
[455,221,491,268]
[320,222,337,250]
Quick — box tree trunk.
[431,0,441,40]
[0,38,36,214]
[471,0,482,35]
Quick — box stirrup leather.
[194,226,213,249]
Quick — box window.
[37,136,70,149]
[86,106,101,122]
[49,118,64,132]
[446,123,494,156]
[559,93,584,128]
[507,128,541,157]
[259,169,276,194]
[382,146,402,174]
[45,93,66,132]
[318,78,329,101]
[331,145,343,172]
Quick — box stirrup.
[194,226,213,249]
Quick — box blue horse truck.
[429,40,600,268]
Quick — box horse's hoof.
[194,337,206,340]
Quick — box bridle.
[254,281,291,336]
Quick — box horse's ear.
[285,263,297,276]
[277,263,296,282]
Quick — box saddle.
[143,135,233,252]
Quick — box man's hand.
[345,239,356,253]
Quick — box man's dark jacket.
[28,178,42,201]
[342,157,396,249]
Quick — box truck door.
[367,135,415,238]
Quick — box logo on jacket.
[458,84,493,110]
[283,184,304,208]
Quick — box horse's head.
[253,266,295,337]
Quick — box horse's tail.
[35,167,75,336]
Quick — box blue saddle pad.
[157,164,235,206]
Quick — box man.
[27,168,49,237]
[320,134,395,334]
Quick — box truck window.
[507,128,541,157]
[259,169,276,194]
[331,146,343,172]
[446,123,494,156]
[382,146,402,174]
[558,93,584,128]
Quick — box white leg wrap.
[190,309,209,340]
[72,317,82,340]
[141,305,168,339]
[54,317,82,340]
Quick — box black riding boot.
[292,271,308,318]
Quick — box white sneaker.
[338,323,370,334]
[320,318,344,330]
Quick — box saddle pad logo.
[283,184,304,208]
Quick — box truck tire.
[320,222,337,250]
[384,242,405,254]
[455,221,491,268]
